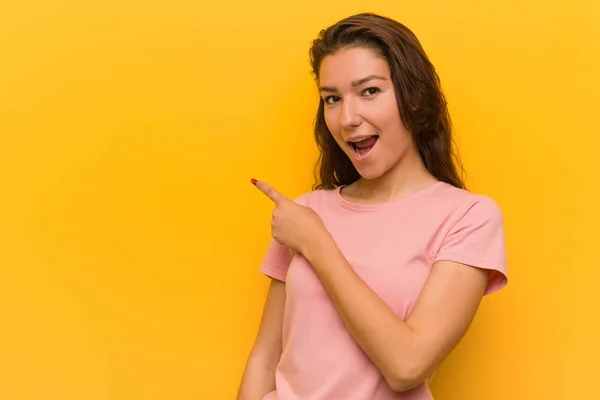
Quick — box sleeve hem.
[259,264,287,282]
[434,252,508,295]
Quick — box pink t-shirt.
[259,181,507,400]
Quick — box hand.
[251,179,330,256]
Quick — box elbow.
[385,362,429,393]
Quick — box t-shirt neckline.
[335,180,447,211]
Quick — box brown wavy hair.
[309,13,466,190]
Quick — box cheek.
[324,110,343,142]
[380,104,411,141]
[324,108,335,129]
[376,109,414,155]
[378,101,403,129]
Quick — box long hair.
[309,13,466,190]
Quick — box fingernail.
[250,178,258,185]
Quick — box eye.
[324,95,341,105]
[362,87,381,97]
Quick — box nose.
[339,97,362,129]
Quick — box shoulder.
[435,182,504,223]
[292,188,337,208]
[431,184,508,294]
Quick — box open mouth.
[348,135,379,159]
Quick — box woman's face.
[319,47,417,180]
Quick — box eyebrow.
[319,75,388,93]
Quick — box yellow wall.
[1,1,598,399]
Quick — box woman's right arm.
[237,278,286,400]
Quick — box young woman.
[238,12,508,400]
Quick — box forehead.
[319,47,390,84]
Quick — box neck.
[354,149,438,202]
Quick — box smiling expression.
[319,47,418,180]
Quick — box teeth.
[349,135,377,143]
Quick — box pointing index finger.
[251,179,288,204]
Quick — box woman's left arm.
[304,235,489,393]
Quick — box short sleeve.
[258,239,294,282]
[434,197,508,295]
[257,193,310,282]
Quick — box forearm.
[304,237,425,391]
[237,355,277,400]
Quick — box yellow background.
[1,1,598,399]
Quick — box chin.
[354,164,387,180]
